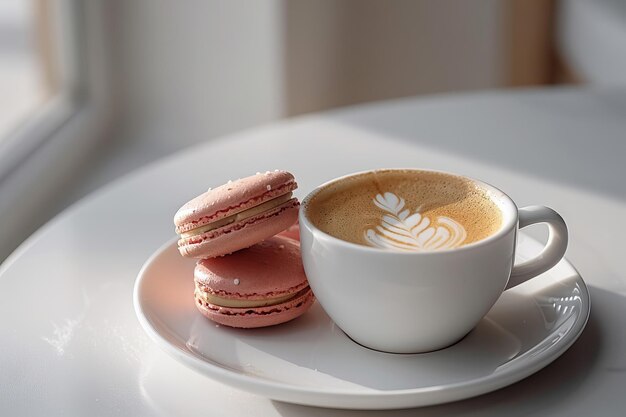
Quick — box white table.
[2,87,626,416]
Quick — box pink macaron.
[193,236,315,328]
[174,170,299,258]
[277,221,300,242]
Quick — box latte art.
[364,192,467,251]
[305,169,502,251]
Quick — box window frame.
[0,0,112,261]
[0,0,89,182]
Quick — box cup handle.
[505,205,568,290]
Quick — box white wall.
[110,0,286,151]
[114,0,505,131]
[283,0,505,114]
[558,0,626,84]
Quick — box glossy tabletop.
[1,87,626,416]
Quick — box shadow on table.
[326,90,626,201]
[271,284,614,417]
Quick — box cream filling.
[181,192,293,238]
[195,289,299,308]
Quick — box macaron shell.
[277,221,300,242]
[194,235,305,297]
[178,199,299,258]
[175,171,296,233]
[195,287,315,328]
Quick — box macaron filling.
[179,192,294,239]
[194,286,310,308]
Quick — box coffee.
[305,170,502,251]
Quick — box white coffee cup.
[299,169,568,353]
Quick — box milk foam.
[306,169,502,249]
[364,192,467,251]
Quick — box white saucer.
[134,233,590,410]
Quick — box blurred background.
[0,0,625,261]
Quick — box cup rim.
[299,168,518,255]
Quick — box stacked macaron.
[174,170,314,328]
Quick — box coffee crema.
[305,170,503,251]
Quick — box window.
[0,0,58,141]
[0,0,85,184]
